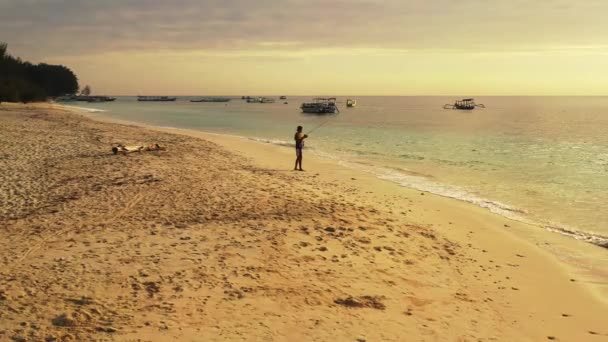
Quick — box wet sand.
[0,103,606,341]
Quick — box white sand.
[0,103,606,341]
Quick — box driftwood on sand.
[112,143,165,155]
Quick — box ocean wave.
[247,137,294,148]
[192,132,608,249]
[55,104,106,113]
[349,163,608,249]
[371,166,529,219]
[544,225,608,249]
[399,154,425,160]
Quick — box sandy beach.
[0,103,607,341]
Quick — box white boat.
[301,97,339,114]
[346,99,357,107]
[443,98,485,110]
[246,97,275,103]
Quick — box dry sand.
[0,103,606,341]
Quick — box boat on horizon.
[301,97,339,114]
[444,98,485,110]
[191,97,231,103]
[137,96,177,102]
[346,99,356,108]
[246,97,275,103]
[86,96,116,103]
[56,95,115,102]
[280,96,287,100]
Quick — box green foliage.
[80,85,91,96]
[0,42,79,103]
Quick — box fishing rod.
[306,106,340,134]
[306,119,331,135]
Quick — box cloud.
[1,0,608,60]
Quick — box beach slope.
[0,104,606,341]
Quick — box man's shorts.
[296,148,302,158]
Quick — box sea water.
[77,96,608,248]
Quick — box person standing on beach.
[294,126,308,171]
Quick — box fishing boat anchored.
[443,98,485,110]
[246,97,275,103]
[86,96,116,103]
[301,97,339,114]
[190,97,231,103]
[346,99,357,108]
[56,95,116,102]
[137,96,177,102]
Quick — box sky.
[1,0,608,95]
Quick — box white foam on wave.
[55,104,106,113]
[344,161,529,220]
[544,224,608,248]
[247,137,294,148]
[338,160,608,248]
[387,172,607,247]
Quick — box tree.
[80,85,91,96]
[0,42,6,59]
[0,42,80,102]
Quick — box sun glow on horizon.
[43,46,608,96]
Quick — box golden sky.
[2,0,608,95]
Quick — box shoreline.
[2,102,606,341]
[62,102,608,251]
[72,103,608,270]
[148,122,608,299]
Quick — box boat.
[86,96,116,102]
[443,98,485,110]
[300,97,339,114]
[56,95,115,102]
[64,95,114,102]
[55,95,77,102]
[137,96,177,102]
[190,97,231,103]
[280,96,287,100]
[346,99,357,108]
[246,97,275,103]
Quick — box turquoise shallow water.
[71,96,608,248]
